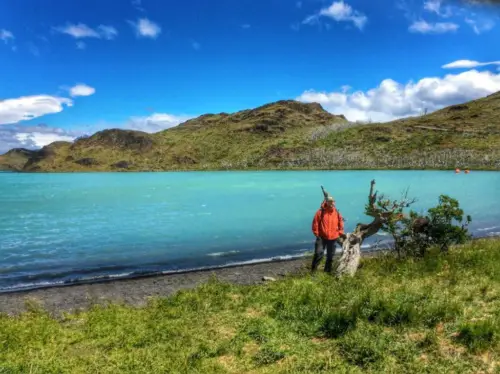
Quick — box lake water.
[1,170,499,292]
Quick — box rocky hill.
[1,94,499,172]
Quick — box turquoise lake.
[0,170,499,292]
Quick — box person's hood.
[321,202,335,211]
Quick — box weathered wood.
[334,179,415,277]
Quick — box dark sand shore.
[0,257,312,316]
[1,235,495,317]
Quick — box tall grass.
[1,238,499,373]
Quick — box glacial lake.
[1,170,499,292]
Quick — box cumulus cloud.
[128,18,161,38]
[297,69,500,122]
[125,113,193,133]
[0,124,82,154]
[0,29,14,43]
[55,23,118,39]
[69,84,96,97]
[304,1,368,30]
[0,96,73,125]
[409,20,459,33]
[442,59,500,68]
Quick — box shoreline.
[0,256,313,316]
[1,236,498,316]
[2,167,500,173]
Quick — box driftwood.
[333,179,416,277]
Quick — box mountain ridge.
[1,93,499,172]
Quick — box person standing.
[311,195,344,273]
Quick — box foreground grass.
[1,239,499,373]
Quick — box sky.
[1,0,500,153]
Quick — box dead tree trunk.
[334,179,415,277]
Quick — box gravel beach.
[0,257,311,316]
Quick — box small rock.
[262,276,276,282]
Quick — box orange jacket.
[312,203,344,240]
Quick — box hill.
[1,93,499,172]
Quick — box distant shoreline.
[2,168,500,173]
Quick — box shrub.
[319,310,358,338]
[385,195,472,258]
[455,320,496,352]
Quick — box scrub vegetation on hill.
[0,238,499,373]
[1,91,499,172]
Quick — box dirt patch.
[245,308,264,318]
[242,342,260,356]
[218,355,236,367]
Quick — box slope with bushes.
[1,92,499,172]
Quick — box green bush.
[386,194,472,258]
[319,310,358,338]
[455,320,496,352]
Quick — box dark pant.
[311,237,337,273]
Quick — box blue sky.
[0,0,499,152]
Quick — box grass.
[1,92,500,172]
[1,238,499,373]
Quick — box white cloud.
[129,18,161,38]
[424,0,441,13]
[15,132,75,148]
[0,124,83,154]
[442,59,500,68]
[423,0,454,17]
[0,96,73,125]
[465,17,495,34]
[403,0,496,35]
[297,69,500,122]
[56,23,100,38]
[304,1,368,30]
[126,113,193,132]
[0,29,14,43]
[97,25,118,40]
[69,84,96,97]
[409,20,459,33]
[55,23,118,39]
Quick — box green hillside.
[1,92,499,172]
